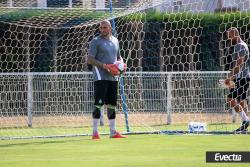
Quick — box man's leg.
[107,104,126,138]
[100,106,105,126]
[92,81,107,139]
[236,79,250,131]
[237,100,250,131]
[106,81,126,138]
[228,79,249,132]
[107,104,116,135]
[92,105,102,139]
[227,98,247,131]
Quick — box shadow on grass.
[0,137,91,148]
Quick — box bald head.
[100,20,111,27]
[99,20,112,38]
[227,27,240,39]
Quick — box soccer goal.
[0,71,233,139]
[0,0,249,139]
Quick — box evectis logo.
[214,153,242,162]
[206,152,250,163]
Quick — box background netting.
[0,0,249,139]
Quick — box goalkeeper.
[225,27,250,132]
[87,20,126,139]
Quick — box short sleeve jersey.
[232,40,250,78]
[88,35,120,81]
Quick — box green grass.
[0,134,250,167]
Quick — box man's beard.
[101,32,110,38]
[232,38,237,45]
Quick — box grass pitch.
[0,134,250,167]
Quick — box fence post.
[27,73,33,127]
[69,0,72,8]
[167,73,172,125]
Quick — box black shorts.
[228,78,250,102]
[94,80,118,106]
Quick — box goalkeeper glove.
[103,64,120,76]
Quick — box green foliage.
[142,11,250,71]
[0,9,106,23]
[1,9,250,72]
[0,9,42,22]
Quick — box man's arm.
[87,56,116,73]
[87,56,105,69]
[227,55,245,81]
[225,55,245,88]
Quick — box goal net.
[0,0,249,139]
